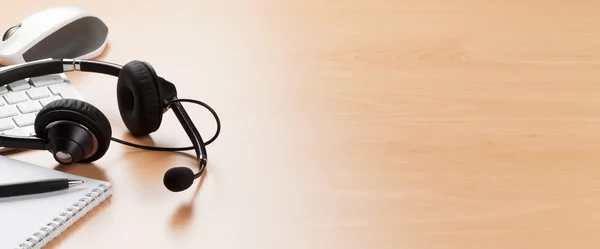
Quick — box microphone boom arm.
[167,98,207,178]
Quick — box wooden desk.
[3,0,600,248]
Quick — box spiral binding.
[15,184,112,249]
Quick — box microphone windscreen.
[163,167,195,192]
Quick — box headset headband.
[0,58,123,86]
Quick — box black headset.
[0,58,221,192]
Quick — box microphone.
[163,167,195,192]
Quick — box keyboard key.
[0,98,5,107]
[48,83,67,95]
[2,128,29,136]
[59,90,79,99]
[26,87,50,100]
[0,106,18,118]
[3,91,27,104]
[49,83,78,99]
[13,113,36,127]
[17,101,41,114]
[0,86,8,94]
[8,80,30,91]
[30,74,64,87]
[0,118,14,131]
[39,95,62,106]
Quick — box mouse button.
[2,24,21,41]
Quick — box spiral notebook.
[0,156,112,249]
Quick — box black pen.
[0,178,84,198]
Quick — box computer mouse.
[0,6,108,65]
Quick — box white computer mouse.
[0,6,108,65]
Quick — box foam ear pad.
[116,60,163,136]
[35,99,112,163]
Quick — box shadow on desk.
[169,170,206,233]
[53,163,109,182]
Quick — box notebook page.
[0,156,111,248]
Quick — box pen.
[0,178,84,198]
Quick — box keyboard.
[0,73,84,152]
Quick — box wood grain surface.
[3,0,600,248]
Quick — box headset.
[0,58,221,192]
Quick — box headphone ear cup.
[34,99,112,163]
[116,60,163,136]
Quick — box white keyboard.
[0,73,83,151]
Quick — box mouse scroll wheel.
[2,24,21,41]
